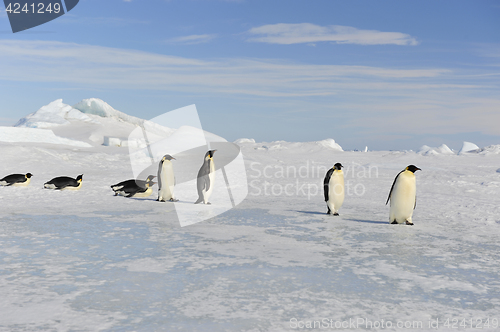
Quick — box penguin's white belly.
[390,174,416,223]
[203,162,215,203]
[61,182,82,191]
[159,162,175,200]
[133,187,153,198]
[12,178,30,187]
[327,172,344,213]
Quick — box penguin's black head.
[146,175,156,182]
[26,173,33,178]
[334,163,343,171]
[147,181,157,187]
[76,174,84,182]
[406,165,421,173]
[162,155,176,161]
[208,150,216,158]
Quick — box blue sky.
[0,0,499,150]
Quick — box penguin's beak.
[172,157,176,160]
[416,167,421,171]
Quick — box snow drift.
[0,126,92,147]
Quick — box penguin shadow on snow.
[295,210,330,216]
[295,210,387,224]
[342,218,387,225]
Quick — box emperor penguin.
[44,174,83,190]
[194,150,216,204]
[386,165,421,225]
[111,175,156,196]
[157,154,177,202]
[113,179,156,198]
[0,173,33,187]
[323,163,344,215]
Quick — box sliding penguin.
[44,174,83,190]
[157,154,177,202]
[113,180,156,198]
[386,165,421,225]
[111,175,156,196]
[194,150,216,204]
[0,173,33,187]
[323,163,344,215]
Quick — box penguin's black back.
[45,176,79,189]
[1,174,28,185]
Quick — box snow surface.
[1,110,500,331]
[0,126,92,147]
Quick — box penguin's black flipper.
[125,186,144,197]
[386,170,403,205]
[323,168,334,202]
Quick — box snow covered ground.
[1,102,500,331]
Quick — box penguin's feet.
[333,212,339,216]
[390,220,398,224]
[169,198,179,202]
[157,198,166,202]
[405,221,414,226]
[206,202,211,205]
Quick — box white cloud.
[247,23,418,46]
[165,34,216,45]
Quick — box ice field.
[1,100,499,331]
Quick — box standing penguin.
[157,154,177,202]
[323,163,344,215]
[44,174,83,190]
[386,165,421,225]
[194,150,216,204]
[0,173,33,187]
[111,175,156,196]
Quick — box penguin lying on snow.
[195,150,216,204]
[386,165,421,225]
[0,173,33,187]
[44,175,83,190]
[157,154,177,202]
[323,163,344,216]
[111,175,156,196]
[112,179,156,198]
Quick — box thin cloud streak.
[165,34,217,44]
[247,23,418,46]
[0,40,450,95]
